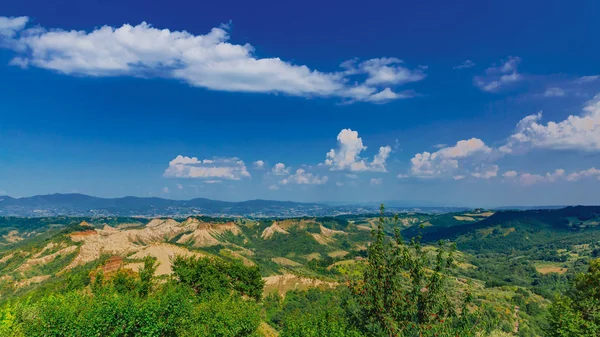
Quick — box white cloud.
[162,186,169,193]
[342,57,425,86]
[371,146,392,171]
[0,16,28,38]
[176,183,183,190]
[471,165,499,179]
[272,162,290,175]
[268,184,279,190]
[9,57,28,68]
[453,175,465,180]
[408,97,600,180]
[407,94,600,181]
[436,138,492,158]
[0,17,425,103]
[325,129,391,172]
[518,169,565,185]
[280,169,328,185]
[410,138,492,177]
[574,75,599,84]
[543,87,566,97]
[453,60,475,70]
[253,160,265,169]
[474,56,523,92]
[546,169,566,182]
[566,167,600,181]
[168,155,201,165]
[503,168,599,185]
[501,95,600,153]
[336,182,344,186]
[499,57,520,73]
[519,173,546,185]
[410,152,455,177]
[365,88,416,103]
[433,143,448,149]
[370,178,382,186]
[164,155,250,180]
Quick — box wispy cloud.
[370,178,382,185]
[574,75,599,84]
[204,180,222,184]
[0,16,425,104]
[502,168,600,185]
[453,60,475,70]
[566,167,600,181]
[164,155,250,180]
[543,87,566,97]
[0,16,28,38]
[474,56,523,92]
[280,169,328,185]
[471,165,499,179]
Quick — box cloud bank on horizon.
[0,16,425,103]
[403,94,600,184]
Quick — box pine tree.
[349,204,484,336]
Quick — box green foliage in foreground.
[172,255,264,300]
[265,287,363,337]
[548,258,600,336]
[0,285,261,337]
[0,255,263,337]
[348,206,492,337]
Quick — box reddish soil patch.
[536,266,568,274]
[71,230,98,237]
[90,255,133,282]
[102,256,124,274]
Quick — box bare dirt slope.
[65,218,241,271]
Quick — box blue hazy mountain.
[0,193,333,217]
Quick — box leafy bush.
[548,258,600,336]
[0,254,263,337]
[171,255,264,300]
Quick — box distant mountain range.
[0,193,338,217]
[0,193,579,218]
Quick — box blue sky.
[0,0,599,206]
